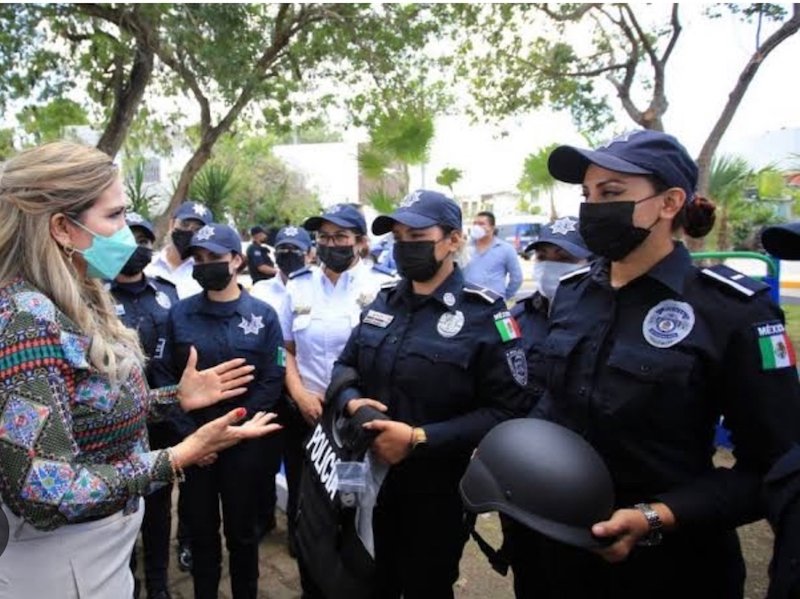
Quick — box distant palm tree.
[518,143,559,221]
[707,155,752,250]
[189,164,237,220]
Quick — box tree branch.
[696,3,800,193]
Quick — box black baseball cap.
[173,200,212,224]
[524,216,591,259]
[372,189,462,235]
[275,225,312,251]
[548,130,699,202]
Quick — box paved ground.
[137,450,774,598]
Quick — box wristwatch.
[411,427,427,450]
[634,502,663,546]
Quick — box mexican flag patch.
[276,346,286,367]
[756,321,796,370]
[494,310,522,342]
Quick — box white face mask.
[470,224,487,240]
[532,260,582,302]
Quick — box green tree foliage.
[16,98,89,144]
[0,128,16,160]
[189,164,237,220]
[447,4,800,194]
[518,144,560,221]
[436,167,463,193]
[123,158,159,218]
[207,134,321,233]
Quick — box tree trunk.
[716,203,730,251]
[95,44,154,158]
[153,142,213,240]
[696,4,800,195]
[549,189,558,222]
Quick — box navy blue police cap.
[548,130,699,202]
[762,222,800,260]
[188,223,242,255]
[173,200,212,224]
[372,189,462,235]
[275,225,312,251]
[304,204,367,235]
[524,216,591,260]
[125,212,155,241]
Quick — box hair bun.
[684,195,716,238]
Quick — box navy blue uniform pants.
[184,437,274,599]
[372,479,470,599]
[501,518,745,599]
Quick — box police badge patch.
[642,300,695,348]
[155,291,172,309]
[437,310,464,338]
[505,348,528,387]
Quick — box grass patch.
[783,304,800,348]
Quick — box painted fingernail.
[236,407,247,418]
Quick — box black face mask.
[317,245,355,274]
[275,249,305,276]
[393,240,443,282]
[579,195,661,261]
[192,261,233,291]
[119,246,153,276]
[171,229,194,259]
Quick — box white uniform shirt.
[145,248,202,299]
[250,275,289,313]
[279,260,384,396]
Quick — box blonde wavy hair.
[0,141,144,380]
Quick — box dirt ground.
[142,448,774,598]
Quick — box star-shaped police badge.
[550,217,577,236]
[400,190,422,208]
[283,226,299,236]
[127,213,144,224]
[193,203,209,216]
[196,226,215,241]
[238,314,264,336]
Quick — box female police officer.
[521,130,800,598]
[163,223,285,599]
[329,190,531,598]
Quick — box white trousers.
[0,499,143,598]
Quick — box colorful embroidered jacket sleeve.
[0,283,175,531]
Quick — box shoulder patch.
[464,282,502,304]
[559,265,591,282]
[700,265,769,298]
[288,266,312,280]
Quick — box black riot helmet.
[460,418,615,549]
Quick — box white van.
[494,215,549,257]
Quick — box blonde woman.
[0,142,280,598]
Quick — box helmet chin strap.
[464,512,509,576]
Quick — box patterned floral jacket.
[0,278,176,530]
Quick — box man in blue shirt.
[463,211,523,300]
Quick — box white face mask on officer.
[532,261,582,303]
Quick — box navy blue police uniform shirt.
[247,241,275,283]
[510,291,550,407]
[533,242,800,528]
[110,276,178,389]
[332,266,531,490]
[164,288,285,437]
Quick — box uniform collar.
[392,265,465,309]
[109,276,158,294]
[590,242,691,295]
[196,286,254,317]
[517,290,549,315]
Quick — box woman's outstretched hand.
[177,346,255,412]
[171,408,282,468]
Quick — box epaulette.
[559,265,591,283]
[700,264,770,297]
[288,266,313,280]
[381,279,399,290]
[463,282,502,304]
